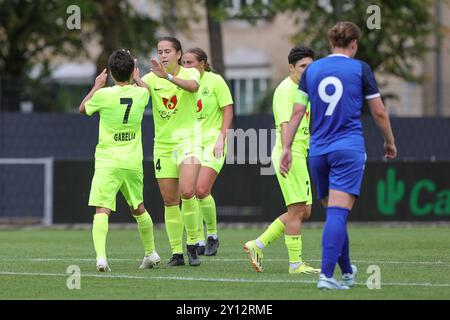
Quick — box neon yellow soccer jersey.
[196,71,233,145]
[142,66,201,147]
[273,77,310,157]
[85,85,149,170]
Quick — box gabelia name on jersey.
[114,132,136,142]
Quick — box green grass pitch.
[0,225,449,300]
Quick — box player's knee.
[196,185,211,199]
[302,205,312,221]
[180,189,195,200]
[131,203,146,215]
[287,204,308,220]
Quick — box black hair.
[157,36,183,65]
[108,49,134,82]
[288,46,315,65]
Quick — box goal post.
[0,158,54,225]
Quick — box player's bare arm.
[79,68,108,114]
[280,102,306,175]
[133,59,150,92]
[214,105,233,158]
[367,97,397,159]
[150,58,199,92]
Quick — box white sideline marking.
[1,257,450,266]
[1,271,450,288]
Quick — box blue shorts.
[308,150,366,200]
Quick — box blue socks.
[338,230,352,274]
[321,207,350,278]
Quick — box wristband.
[166,74,174,82]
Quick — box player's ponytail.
[328,21,361,49]
[185,48,212,72]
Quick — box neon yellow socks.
[258,218,285,247]
[285,234,303,265]
[196,200,205,244]
[198,194,217,237]
[92,213,109,260]
[133,211,155,256]
[165,205,183,254]
[182,196,200,245]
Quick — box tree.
[205,0,226,76]
[253,0,436,83]
[0,0,159,111]
[0,0,85,111]
[84,0,159,75]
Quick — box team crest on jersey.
[201,87,209,96]
[163,95,178,110]
[306,110,310,121]
[196,99,203,113]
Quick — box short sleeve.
[188,68,200,84]
[294,90,309,107]
[215,75,233,108]
[361,61,380,100]
[85,90,104,116]
[141,73,153,92]
[273,88,294,126]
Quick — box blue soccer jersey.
[296,54,380,157]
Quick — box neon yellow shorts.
[153,143,203,179]
[88,167,143,211]
[201,140,227,174]
[272,150,312,206]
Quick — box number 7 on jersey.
[120,98,133,124]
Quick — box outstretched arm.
[79,68,107,114]
[150,59,199,92]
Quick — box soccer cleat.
[204,236,219,256]
[96,257,111,272]
[288,262,321,274]
[167,253,185,267]
[186,244,201,266]
[317,274,350,290]
[197,245,205,256]
[243,240,264,272]
[341,264,358,287]
[139,251,161,269]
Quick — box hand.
[280,148,292,177]
[94,68,108,89]
[384,141,397,160]
[133,59,141,82]
[214,134,225,158]
[150,58,168,79]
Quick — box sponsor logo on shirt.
[163,95,178,110]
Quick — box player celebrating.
[182,48,234,256]
[243,46,320,274]
[141,37,202,267]
[281,22,397,289]
[79,49,160,272]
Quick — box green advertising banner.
[348,162,450,221]
[53,161,450,223]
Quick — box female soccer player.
[182,48,234,256]
[80,50,160,272]
[281,22,397,289]
[243,46,319,274]
[141,37,202,267]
